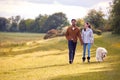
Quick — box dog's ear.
[103,55,105,57]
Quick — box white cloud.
[90,0,111,18]
[0,0,88,20]
[0,0,112,20]
[23,0,111,7]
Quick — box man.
[65,19,83,64]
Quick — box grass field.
[0,32,120,80]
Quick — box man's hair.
[71,19,76,22]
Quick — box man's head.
[71,19,76,27]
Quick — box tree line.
[110,0,120,34]
[0,10,107,33]
[0,12,69,33]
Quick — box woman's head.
[84,22,91,31]
[85,22,91,28]
[85,22,89,28]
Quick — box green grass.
[0,32,45,55]
[0,32,45,47]
[0,32,120,80]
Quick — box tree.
[76,19,84,27]
[10,22,18,32]
[15,15,21,31]
[28,14,48,33]
[0,17,8,31]
[43,12,69,32]
[35,14,48,33]
[15,15,21,24]
[19,19,26,32]
[24,19,34,32]
[84,9,105,28]
[111,0,120,34]
[38,14,48,33]
[9,16,21,32]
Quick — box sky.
[0,0,113,20]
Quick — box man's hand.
[81,42,83,45]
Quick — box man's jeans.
[83,43,91,57]
[68,40,77,62]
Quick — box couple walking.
[65,19,94,64]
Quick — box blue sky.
[0,0,112,20]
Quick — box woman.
[81,22,94,63]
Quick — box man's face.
[71,20,76,26]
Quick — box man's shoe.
[82,57,86,62]
[69,61,72,64]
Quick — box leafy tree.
[111,0,120,34]
[24,19,34,32]
[15,15,21,31]
[9,16,21,32]
[43,12,69,32]
[10,22,18,32]
[76,19,84,27]
[39,14,48,32]
[15,15,21,23]
[0,17,8,31]
[29,14,48,33]
[19,19,26,32]
[84,9,105,28]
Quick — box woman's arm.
[90,29,94,43]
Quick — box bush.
[43,29,64,39]
[104,25,112,32]
[43,29,58,39]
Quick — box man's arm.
[65,28,69,40]
[77,30,83,45]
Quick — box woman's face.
[84,23,88,28]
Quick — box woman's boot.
[87,57,90,63]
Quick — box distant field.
[0,32,45,43]
[0,32,120,80]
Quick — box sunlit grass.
[0,32,120,80]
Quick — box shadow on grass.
[0,48,67,57]
[12,61,105,72]
[36,52,66,58]
[12,63,69,71]
[50,70,119,80]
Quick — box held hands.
[81,41,83,45]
